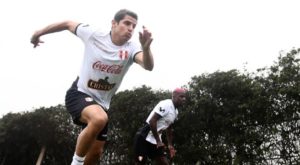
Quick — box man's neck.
[110,31,124,46]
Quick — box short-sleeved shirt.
[145,99,178,144]
[75,24,142,109]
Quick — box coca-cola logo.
[92,61,123,74]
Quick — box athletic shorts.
[133,124,167,163]
[65,77,108,141]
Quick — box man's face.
[174,92,187,107]
[112,15,137,42]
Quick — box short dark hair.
[114,9,138,23]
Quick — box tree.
[172,48,300,164]
[0,105,80,165]
[256,48,300,164]
[173,70,267,164]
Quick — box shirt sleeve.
[129,41,142,63]
[75,23,97,42]
[153,101,169,117]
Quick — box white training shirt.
[75,24,142,109]
[145,99,178,144]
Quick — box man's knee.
[81,105,108,130]
[90,114,108,129]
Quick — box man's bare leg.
[71,105,108,165]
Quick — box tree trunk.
[36,145,46,165]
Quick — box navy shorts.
[133,124,167,163]
[65,77,108,141]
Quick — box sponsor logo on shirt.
[88,77,116,91]
[93,61,123,74]
[159,107,165,113]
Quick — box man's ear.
[111,20,117,28]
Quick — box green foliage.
[0,105,80,165]
[172,48,300,164]
[173,70,266,164]
[255,48,300,164]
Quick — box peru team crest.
[119,50,129,60]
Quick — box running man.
[31,9,154,165]
[133,88,187,165]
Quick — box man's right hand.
[156,141,165,149]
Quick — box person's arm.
[166,125,176,158]
[134,26,154,71]
[149,113,164,148]
[30,20,80,48]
